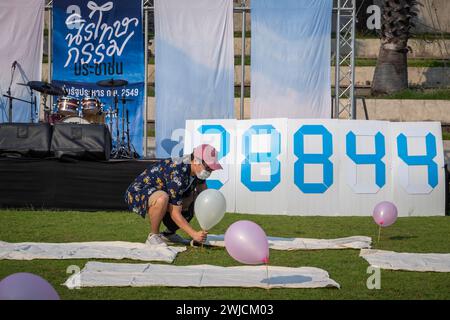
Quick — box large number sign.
[185,119,445,216]
[52,0,145,155]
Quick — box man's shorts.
[162,201,195,233]
[124,187,195,231]
[124,185,159,218]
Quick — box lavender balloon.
[224,220,269,265]
[373,201,398,227]
[0,273,60,300]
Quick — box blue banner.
[52,0,145,156]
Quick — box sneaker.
[160,231,190,245]
[145,233,168,246]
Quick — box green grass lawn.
[147,127,155,137]
[148,55,449,68]
[235,31,450,39]
[443,131,450,140]
[44,54,450,67]
[376,88,450,100]
[0,210,449,300]
[146,85,450,99]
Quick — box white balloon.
[194,189,227,230]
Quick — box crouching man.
[124,144,222,246]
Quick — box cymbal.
[96,79,128,87]
[24,81,65,96]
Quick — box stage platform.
[0,158,156,211]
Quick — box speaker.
[51,123,112,161]
[0,123,52,158]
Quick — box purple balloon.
[373,201,398,227]
[0,273,60,300]
[224,220,269,265]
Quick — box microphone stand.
[126,109,131,154]
[115,94,120,150]
[30,89,37,123]
[4,61,36,123]
[7,62,17,123]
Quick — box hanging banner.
[154,0,234,158]
[52,0,145,156]
[0,0,44,123]
[185,119,446,217]
[251,0,332,119]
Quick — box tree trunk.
[372,45,408,95]
[371,0,418,95]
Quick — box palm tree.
[371,0,419,95]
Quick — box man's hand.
[191,230,208,243]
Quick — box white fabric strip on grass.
[205,235,372,250]
[0,241,186,263]
[360,249,450,272]
[64,261,340,289]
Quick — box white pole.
[144,5,149,157]
[240,1,246,120]
[351,0,356,120]
[335,0,341,119]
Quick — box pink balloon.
[224,220,269,265]
[373,201,398,227]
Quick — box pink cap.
[193,144,223,171]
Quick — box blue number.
[241,125,281,191]
[346,131,386,188]
[197,125,230,189]
[293,125,333,193]
[397,133,438,188]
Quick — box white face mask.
[196,169,211,180]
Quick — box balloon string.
[266,263,269,290]
[201,230,207,251]
[378,225,381,243]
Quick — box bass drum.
[83,113,105,124]
[61,116,91,124]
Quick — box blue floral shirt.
[126,156,202,207]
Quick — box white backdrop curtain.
[0,0,44,123]
[154,0,235,158]
[250,0,332,119]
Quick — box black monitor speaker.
[0,123,52,158]
[51,123,111,161]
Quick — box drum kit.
[2,79,137,159]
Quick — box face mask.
[196,169,211,180]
